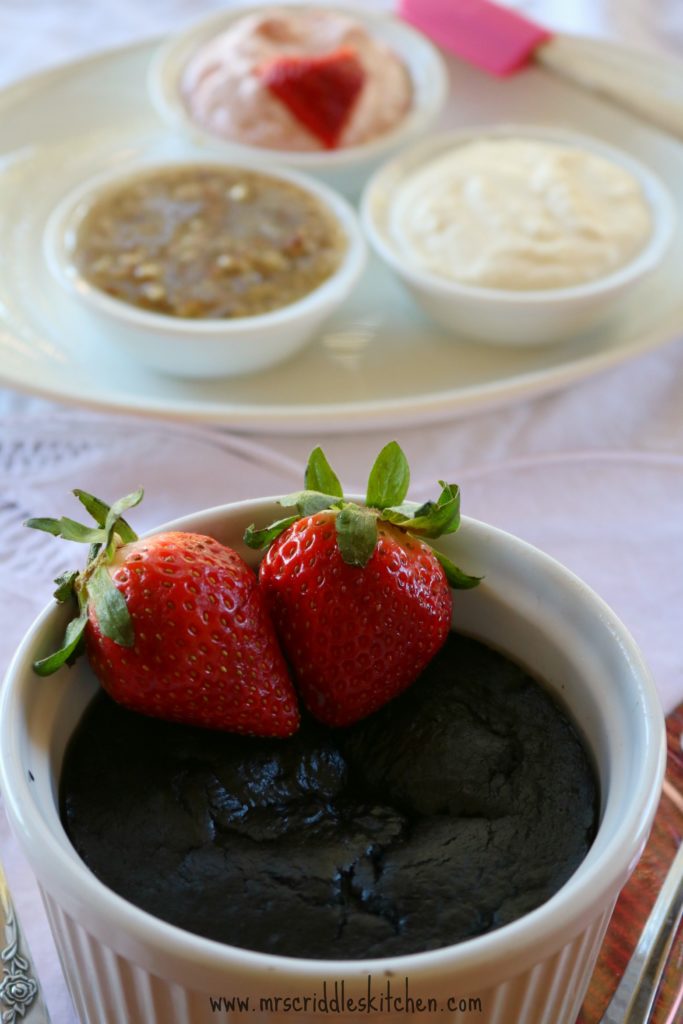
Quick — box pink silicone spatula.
[398,0,683,140]
[399,0,551,76]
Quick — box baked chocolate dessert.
[60,633,597,959]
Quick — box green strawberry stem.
[244,442,481,589]
[25,488,143,674]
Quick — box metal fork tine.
[597,839,683,1024]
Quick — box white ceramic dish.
[147,1,448,197]
[1,38,683,429]
[0,498,666,1024]
[362,125,676,347]
[43,157,366,379]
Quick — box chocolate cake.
[60,633,597,959]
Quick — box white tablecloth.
[1,2,682,1022]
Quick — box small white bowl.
[43,157,366,379]
[0,498,666,1024]
[147,2,448,197]
[361,125,677,346]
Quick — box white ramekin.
[0,499,666,1024]
[361,124,676,347]
[43,158,366,379]
[147,2,448,197]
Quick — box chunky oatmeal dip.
[71,165,346,319]
[180,8,413,151]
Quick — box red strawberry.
[260,47,365,149]
[245,443,480,727]
[26,490,299,737]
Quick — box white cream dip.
[389,138,653,291]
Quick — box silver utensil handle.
[598,836,683,1024]
[0,860,51,1023]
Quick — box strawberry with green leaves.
[26,489,300,737]
[245,442,479,727]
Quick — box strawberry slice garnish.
[245,443,481,727]
[260,47,366,149]
[26,489,299,737]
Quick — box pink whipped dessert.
[180,8,413,151]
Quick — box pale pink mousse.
[180,9,413,151]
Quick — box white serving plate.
[1,35,682,432]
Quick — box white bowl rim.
[147,0,449,169]
[43,156,367,336]
[0,500,666,979]
[361,122,677,304]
